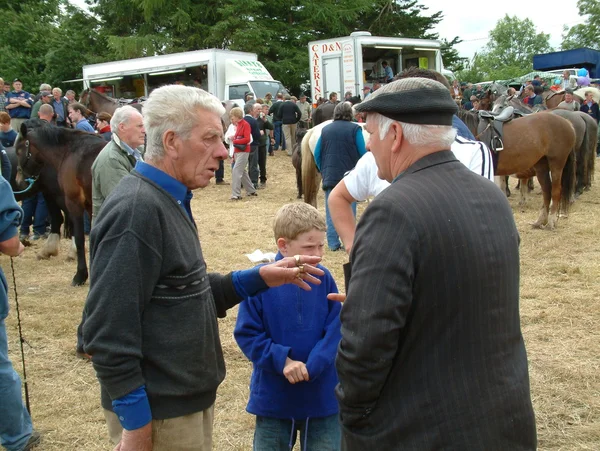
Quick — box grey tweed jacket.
[336,150,536,451]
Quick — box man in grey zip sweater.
[82,84,325,451]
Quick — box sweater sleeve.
[83,230,162,401]
[234,296,291,375]
[208,272,243,318]
[0,177,22,242]
[305,273,341,381]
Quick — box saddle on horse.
[478,106,515,152]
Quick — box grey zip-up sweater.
[83,171,241,419]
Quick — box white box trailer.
[309,32,444,101]
[81,49,287,106]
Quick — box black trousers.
[215,159,225,182]
[248,145,259,186]
[258,144,267,183]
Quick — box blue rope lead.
[12,177,38,195]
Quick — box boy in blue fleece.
[235,203,341,450]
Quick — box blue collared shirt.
[120,138,144,163]
[53,99,65,122]
[75,118,95,133]
[113,161,267,430]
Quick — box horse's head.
[15,120,47,179]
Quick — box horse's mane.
[456,109,479,137]
[24,119,106,149]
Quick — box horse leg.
[518,178,528,209]
[532,160,551,229]
[37,197,62,260]
[68,207,88,286]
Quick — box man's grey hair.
[333,102,353,121]
[66,90,75,96]
[110,105,140,134]
[244,102,254,114]
[367,78,456,147]
[52,87,62,95]
[144,85,225,160]
[39,83,52,92]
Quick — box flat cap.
[354,77,458,126]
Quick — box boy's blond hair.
[273,203,326,241]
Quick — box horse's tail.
[301,129,320,207]
[560,149,577,213]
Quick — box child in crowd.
[234,203,341,450]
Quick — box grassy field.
[2,152,599,450]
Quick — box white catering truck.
[81,49,287,106]
[308,31,445,101]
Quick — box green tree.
[44,4,111,93]
[0,0,62,91]
[476,15,553,80]
[441,37,468,73]
[561,0,600,50]
[86,0,452,93]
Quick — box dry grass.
[2,152,599,450]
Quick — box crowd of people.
[0,66,563,451]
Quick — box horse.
[6,145,71,258]
[493,94,595,197]
[474,111,576,229]
[301,120,370,207]
[312,102,336,126]
[79,88,144,116]
[292,128,308,199]
[15,119,108,285]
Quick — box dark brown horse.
[15,119,107,285]
[475,112,576,229]
[79,88,143,116]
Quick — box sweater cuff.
[233,267,269,299]
[112,386,152,431]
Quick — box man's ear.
[390,122,403,154]
[162,130,179,159]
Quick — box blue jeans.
[0,318,33,451]
[324,188,356,251]
[253,415,340,451]
[20,193,48,236]
[273,121,286,151]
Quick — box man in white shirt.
[328,136,495,253]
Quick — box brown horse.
[492,95,595,198]
[476,112,576,229]
[79,88,143,116]
[15,119,107,285]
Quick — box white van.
[80,49,288,105]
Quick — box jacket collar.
[392,150,457,184]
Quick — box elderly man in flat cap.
[331,77,537,451]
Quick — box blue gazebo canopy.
[533,48,600,78]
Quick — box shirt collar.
[134,161,191,206]
[113,133,143,162]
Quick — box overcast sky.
[422,0,585,61]
[69,0,585,60]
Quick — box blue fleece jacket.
[234,252,341,420]
[0,176,23,319]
